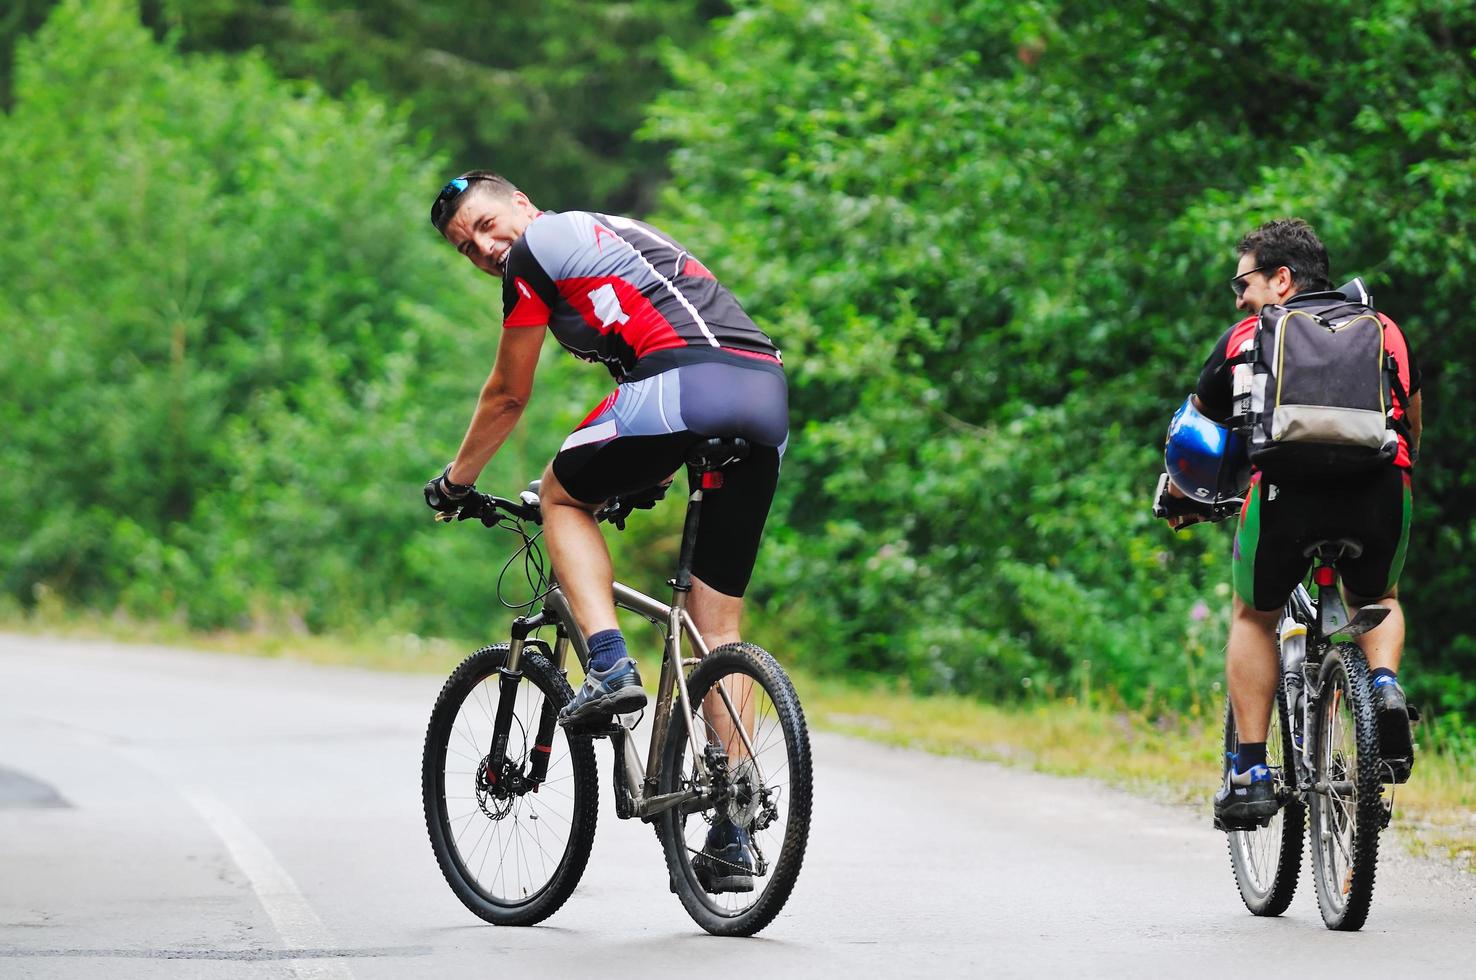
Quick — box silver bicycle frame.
[538,579,764,821]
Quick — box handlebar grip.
[1152,472,1245,524]
[1151,473,1172,520]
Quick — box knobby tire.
[422,644,598,926]
[1223,686,1305,916]
[1308,643,1383,931]
[656,643,812,937]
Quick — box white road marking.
[183,789,353,980]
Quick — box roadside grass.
[5,608,1471,872]
[799,671,1476,875]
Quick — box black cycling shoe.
[1213,764,1280,831]
[558,658,647,727]
[1374,679,1416,783]
[692,819,755,894]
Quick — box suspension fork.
[526,629,571,787]
[487,610,550,784]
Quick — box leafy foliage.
[5,0,1476,725]
[149,0,724,212]
[8,0,723,211]
[647,0,1476,714]
[0,0,604,638]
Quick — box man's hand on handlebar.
[1152,472,1216,531]
[424,463,474,514]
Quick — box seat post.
[670,437,748,604]
[671,467,717,601]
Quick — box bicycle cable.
[494,514,552,612]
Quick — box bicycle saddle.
[686,437,750,472]
[1302,537,1364,562]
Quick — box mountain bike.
[1154,475,1416,931]
[421,437,811,937]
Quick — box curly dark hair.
[1237,218,1332,293]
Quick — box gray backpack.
[1230,279,1411,482]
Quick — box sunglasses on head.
[1229,264,1296,299]
[430,175,481,232]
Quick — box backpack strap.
[1385,353,1413,437]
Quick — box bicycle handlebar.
[434,491,540,526]
[433,481,670,530]
[1152,472,1244,524]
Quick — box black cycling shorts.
[1233,466,1413,611]
[551,351,788,598]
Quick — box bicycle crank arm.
[635,789,708,820]
[1313,779,1356,796]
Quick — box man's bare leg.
[689,575,754,759]
[1352,589,1404,674]
[1227,596,1282,747]
[539,464,617,639]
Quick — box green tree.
[0,0,604,637]
[9,1,725,211]
[148,0,726,212]
[647,0,1476,714]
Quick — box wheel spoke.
[426,648,594,920]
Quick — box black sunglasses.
[1230,264,1296,299]
[430,175,479,233]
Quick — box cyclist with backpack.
[1161,218,1422,828]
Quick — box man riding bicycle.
[421,172,787,887]
[1161,218,1422,828]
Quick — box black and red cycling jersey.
[500,210,780,381]
[1195,290,1421,469]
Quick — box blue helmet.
[1164,396,1250,502]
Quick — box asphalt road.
[2,634,1473,979]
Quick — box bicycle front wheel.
[1308,643,1384,931]
[422,643,598,926]
[656,643,812,937]
[1223,687,1305,916]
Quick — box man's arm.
[446,325,546,486]
[1194,324,1239,422]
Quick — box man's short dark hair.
[431,170,521,234]
[1237,218,1332,293]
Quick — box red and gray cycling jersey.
[499,210,780,381]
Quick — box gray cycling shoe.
[558,658,648,726]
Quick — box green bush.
[647,0,1476,713]
[0,0,600,638]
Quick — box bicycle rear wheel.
[1223,688,1305,916]
[422,643,598,926]
[1308,643,1384,931]
[656,643,811,936]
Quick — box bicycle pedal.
[1380,757,1414,785]
[560,717,622,738]
[1214,814,1271,833]
[1407,703,1422,723]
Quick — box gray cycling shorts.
[552,353,788,597]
